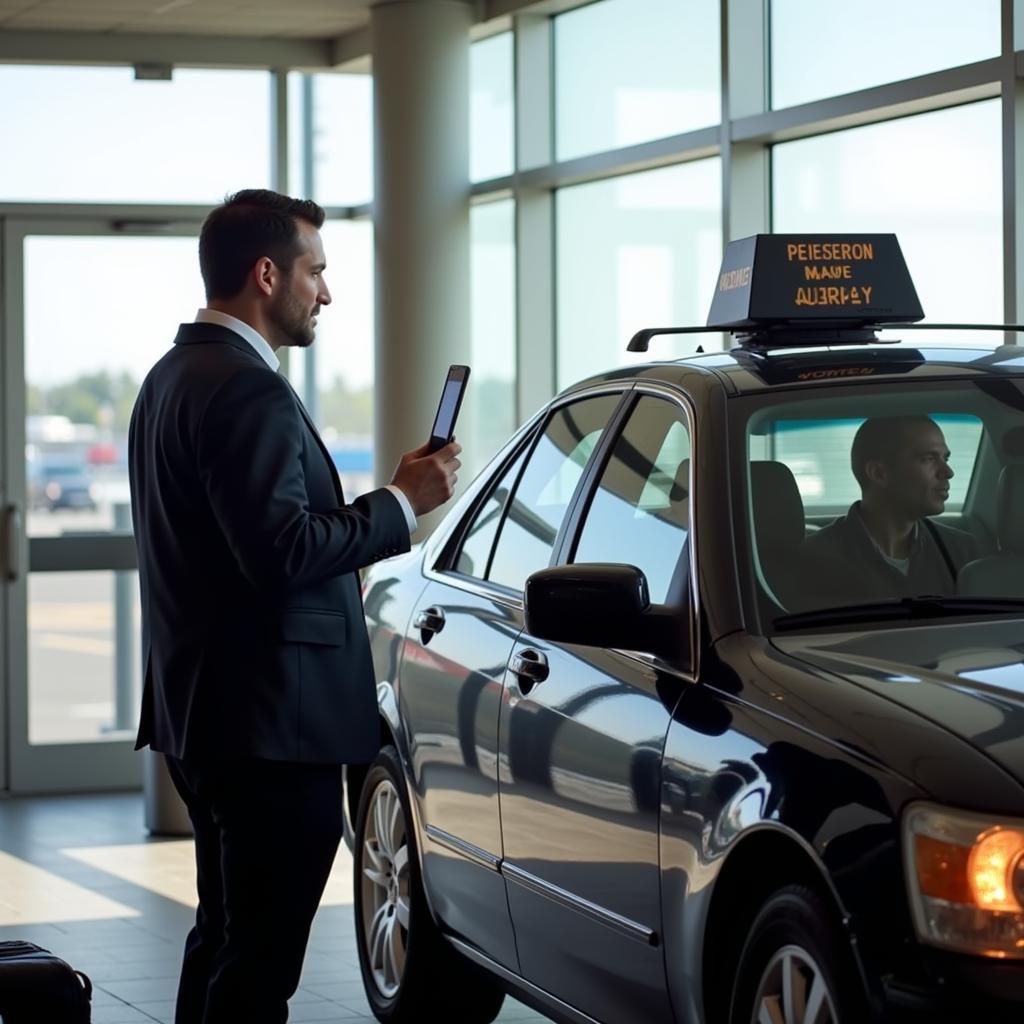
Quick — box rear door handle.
[414,606,446,640]
[509,649,549,692]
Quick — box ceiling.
[0,0,372,39]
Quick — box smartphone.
[428,364,471,453]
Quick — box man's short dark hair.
[199,189,326,301]
[851,415,938,487]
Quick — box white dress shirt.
[194,308,417,534]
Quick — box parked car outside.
[344,236,1024,1024]
[28,459,97,511]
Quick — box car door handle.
[414,606,446,639]
[510,649,549,689]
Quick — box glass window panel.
[772,101,1002,344]
[29,571,141,744]
[313,219,375,496]
[25,236,203,538]
[455,448,527,579]
[555,0,720,162]
[471,33,514,182]
[488,395,622,591]
[573,397,691,603]
[0,67,270,202]
[312,73,373,206]
[556,159,722,389]
[771,0,1000,110]
[470,200,517,478]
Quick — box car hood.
[773,617,1024,786]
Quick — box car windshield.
[732,375,1024,633]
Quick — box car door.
[498,390,695,1024]
[398,389,628,970]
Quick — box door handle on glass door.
[2,503,21,582]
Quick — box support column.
[371,0,472,540]
[1001,0,1024,341]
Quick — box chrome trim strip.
[425,825,501,871]
[445,935,605,1024]
[501,862,658,947]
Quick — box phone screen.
[429,365,470,452]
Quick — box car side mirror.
[524,563,685,662]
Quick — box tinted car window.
[572,396,692,603]
[735,382,1006,623]
[487,393,622,592]
[766,414,982,516]
[454,447,527,579]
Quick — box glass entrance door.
[1,217,204,792]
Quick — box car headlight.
[45,482,62,501]
[903,802,1024,958]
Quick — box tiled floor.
[0,793,546,1024]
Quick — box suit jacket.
[128,322,410,764]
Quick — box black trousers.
[165,755,344,1024]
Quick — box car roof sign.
[707,233,924,330]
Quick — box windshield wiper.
[774,595,1024,631]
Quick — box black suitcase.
[0,940,92,1023]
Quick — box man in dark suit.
[128,189,461,1024]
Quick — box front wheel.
[352,744,505,1024]
[729,885,868,1024]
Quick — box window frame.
[431,384,634,597]
[558,381,701,677]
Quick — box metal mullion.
[516,126,721,191]
[471,176,515,197]
[1002,0,1024,338]
[734,57,1003,145]
[722,0,770,244]
[271,68,289,195]
[513,13,555,425]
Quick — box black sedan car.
[345,236,1024,1024]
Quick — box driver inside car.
[801,415,983,604]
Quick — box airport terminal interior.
[0,0,1021,1021]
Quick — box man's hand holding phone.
[391,440,462,516]
[390,364,470,516]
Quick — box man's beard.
[269,287,316,348]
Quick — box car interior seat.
[957,463,1024,598]
[750,461,807,609]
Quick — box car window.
[760,414,982,516]
[453,447,527,579]
[571,396,692,604]
[734,382,1006,621]
[487,393,622,592]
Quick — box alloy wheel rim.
[750,944,838,1024]
[360,779,410,999]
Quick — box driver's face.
[881,421,954,518]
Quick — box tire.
[729,885,869,1024]
[352,744,506,1024]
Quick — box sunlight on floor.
[62,839,356,908]
[0,849,138,926]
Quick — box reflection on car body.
[345,235,1024,1024]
